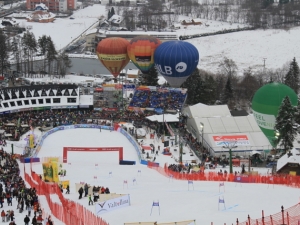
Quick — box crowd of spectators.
[129,88,187,110]
[0,148,52,225]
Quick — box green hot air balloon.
[252,83,298,147]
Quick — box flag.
[133,178,136,182]
[152,202,159,206]
[219,182,224,186]
[219,198,225,203]
[188,180,193,184]
[124,180,127,184]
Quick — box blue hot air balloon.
[154,41,199,87]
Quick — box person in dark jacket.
[84,184,89,197]
[24,215,30,225]
[66,185,70,194]
[31,216,37,225]
[78,187,83,199]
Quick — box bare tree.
[218,57,238,77]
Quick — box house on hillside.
[181,18,202,26]
[277,149,300,175]
[34,3,48,10]
[108,14,124,27]
[26,11,56,23]
[1,18,19,27]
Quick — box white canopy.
[146,113,179,123]
[0,130,5,134]
[250,150,262,155]
[4,134,12,137]
[136,128,146,137]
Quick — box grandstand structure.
[0,85,94,113]
[128,86,187,113]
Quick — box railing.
[147,163,300,225]
[24,165,109,225]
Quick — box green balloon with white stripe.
[252,83,298,147]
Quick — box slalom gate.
[147,163,300,225]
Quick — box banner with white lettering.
[96,194,130,215]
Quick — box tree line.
[118,0,300,32]
[0,30,72,78]
[141,57,300,113]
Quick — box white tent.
[146,113,179,123]
[183,104,272,156]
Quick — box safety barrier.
[24,164,109,225]
[237,203,300,225]
[147,163,300,225]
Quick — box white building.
[182,103,272,157]
[59,0,67,12]
[0,84,93,113]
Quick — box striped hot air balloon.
[127,35,161,74]
[96,37,130,78]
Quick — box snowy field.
[7,4,300,75]
[3,128,298,225]
[13,4,106,50]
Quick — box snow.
[3,126,300,225]
[13,5,106,50]
[5,5,299,75]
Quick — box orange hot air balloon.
[96,37,130,78]
[127,35,161,74]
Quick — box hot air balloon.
[96,37,130,78]
[127,35,161,74]
[154,41,199,87]
[252,83,298,147]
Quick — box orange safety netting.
[24,166,109,225]
[147,163,300,225]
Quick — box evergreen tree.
[46,36,57,76]
[108,9,111,19]
[38,35,50,72]
[0,30,10,77]
[139,66,158,86]
[284,57,300,94]
[221,76,234,104]
[274,96,297,152]
[110,7,115,17]
[182,68,203,105]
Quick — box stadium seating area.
[128,87,187,111]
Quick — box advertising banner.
[29,134,34,148]
[95,194,130,215]
[42,162,54,182]
[51,161,59,183]
[59,180,70,189]
[212,135,250,146]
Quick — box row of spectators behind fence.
[0,148,52,225]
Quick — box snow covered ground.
[8,5,300,76]
[3,127,300,225]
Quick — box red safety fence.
[147,163,300,225]
[24,167,109,225]
[236,203,300,225]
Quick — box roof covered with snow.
[108,14,123,24]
